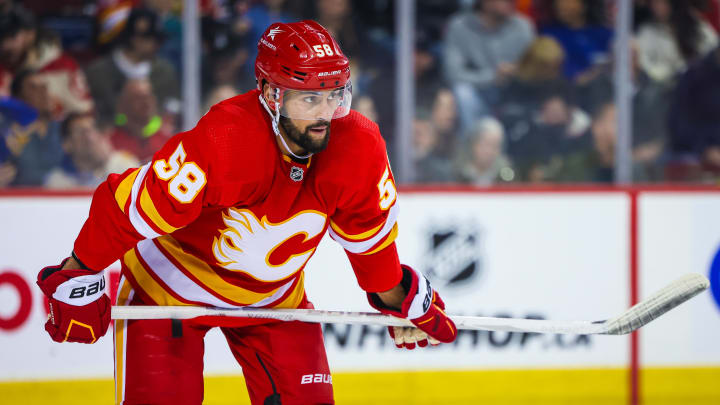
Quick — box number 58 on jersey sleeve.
[73,127,215,271]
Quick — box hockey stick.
[111,273,709,335]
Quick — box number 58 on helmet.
[255,20,352,122]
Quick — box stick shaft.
[111,306,606,334]
[111,273,709,336]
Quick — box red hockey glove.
[368,264,457,349]
[36,257,111,344]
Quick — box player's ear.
[261,82,276,110]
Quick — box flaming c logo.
[212,208,326,282]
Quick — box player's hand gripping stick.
[36,256,111,343]
[368,264,457,349]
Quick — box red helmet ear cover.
[255,20,351,91]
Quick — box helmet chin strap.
[258,90,312,160]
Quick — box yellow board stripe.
[362,223,398,255]
[122,248,186,306]
[3,367,720,405]
[156,236,283,305]
[139,185,179,234]
[329,219,384,241]
[114,168,140,212]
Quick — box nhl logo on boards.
[422,220,484,292]
[290,166,304,182]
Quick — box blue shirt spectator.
[244,1,293,73]
[1,69,64,186]
[442,0,534,130]
[540,24,612,79]
[540,0,613,80]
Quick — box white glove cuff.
[407,270,433,320]
[52,271,107,306]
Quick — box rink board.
[1,188,719,403]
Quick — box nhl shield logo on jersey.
[421,220,484,291]
[290,166,304,182]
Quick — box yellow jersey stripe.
[114,276,133,405]
[114,317,125,404]
[362,223,398,256]
[139,185,179,234]
[122,248,186,306]
[156,236,284,304]
[329,219,384,241]
[281,155,313,168]
[328,204,399,254]
[115,277,133,306]
[271,273,306,309]
[114,168,140,211]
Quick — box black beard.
[279,116,331,154]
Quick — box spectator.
[202,18,254,96]
[569,36,673,183]
[540,0,613,82]
[415,27,448,110]
[454,117,515,185]
[413,113,454,183]
[45,112,139,188]
[0,95,37,128]
[367,27,446,162]
[506,84,590,182]
[315,0,365,59]
[0,159,15,187]
[203,84,239,113]
[146,0,184,74]
[246,0,293,47]
[558,102,616,183]
[353,95,379,124]
[514,36,567,83]
[0,6,93,118]
[635,0,718,83]
[110,78,172,163]
[443,0,534,130]
[667,45,720,181]
[0,69,64,186]
[86,7,180,125]
[0,0,13,14]
[429,87,461,158]
[496,36,571,146]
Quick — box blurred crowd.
[0,0,719,188]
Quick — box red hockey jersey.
[73,89,402,312]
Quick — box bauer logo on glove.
[58,274,106,303]
[367,264,458,349]
[36,257,111,344]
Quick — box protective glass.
[271,82,352,121]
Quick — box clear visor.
[271,82,352,121]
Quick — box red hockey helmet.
[255,20,352,120]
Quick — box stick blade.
[602,273,710,335]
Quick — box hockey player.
[36,21,457,404]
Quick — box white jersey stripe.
[136,239,295,308]
[328,203,399,254]
[128,163,162,240]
